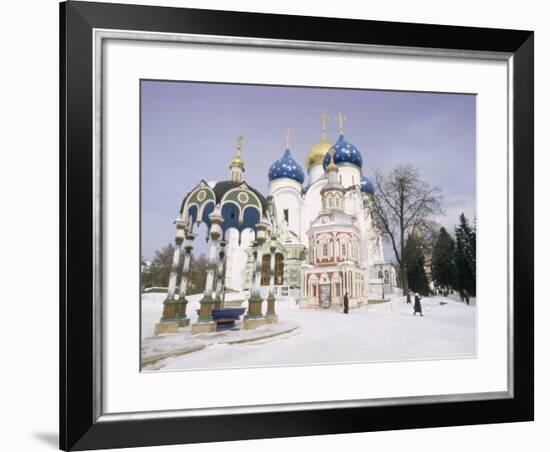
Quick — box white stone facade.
[268,158,396,308]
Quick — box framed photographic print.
[60,1,534,450]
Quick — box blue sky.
[141,80,476,260]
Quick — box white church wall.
[224,227,255,291]
[343,189,372,268]
[269,178,303,238]
[307,164,325,185]
[300,180,323,245]
[337,164,362,189]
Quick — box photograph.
[53,1,535,450]
[140,80,477,371]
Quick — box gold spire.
[229,135,244,170]
[326,147,338,172]
[336,112,346,135]
[305,113,332,169]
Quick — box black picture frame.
[60,1,534,450]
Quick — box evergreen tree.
[454,213,476,298]
[404,233,430,296]
[431,227,456,294]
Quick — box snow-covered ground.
[141,292,476,371]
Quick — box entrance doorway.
[320,284,331,308]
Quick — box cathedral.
[265,113,396,308]
[155,113,396,334]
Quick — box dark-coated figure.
[413,293,423,316]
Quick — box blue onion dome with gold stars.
[360,175,375,194]
[268,148,305,184]
[322,134,363,170]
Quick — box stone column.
[266,233,278,324]
[214,240,227,309]
[154,220,186,335]
[350,271,358,308]
[244,221,269,330]
[174,231,195,327]
[245,249,255,290]
[191,210,223,335]
[341,268,347,296]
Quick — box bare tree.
[369,164,443,303]
[149,243,175,288]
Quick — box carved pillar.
[174,231,195,327]
[266,233,278,323]
[191,209,223,335]
[154,219,186,335]
[214,240,227,309]
[244,221,269,330]
[245,249,255,290]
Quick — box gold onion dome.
[306,139,332,169]
[230,154,244,169]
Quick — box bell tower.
[320,148,346,212]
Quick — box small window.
[322,243,328,257]
[341,243,347,256]
[283,209,289,223]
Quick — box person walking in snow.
[343,292,349,314]
[413,293,423,316]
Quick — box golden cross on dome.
[336,112,346,134]
[236,135,243,155]
[320,113,329,140]
[286,128,293,149]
